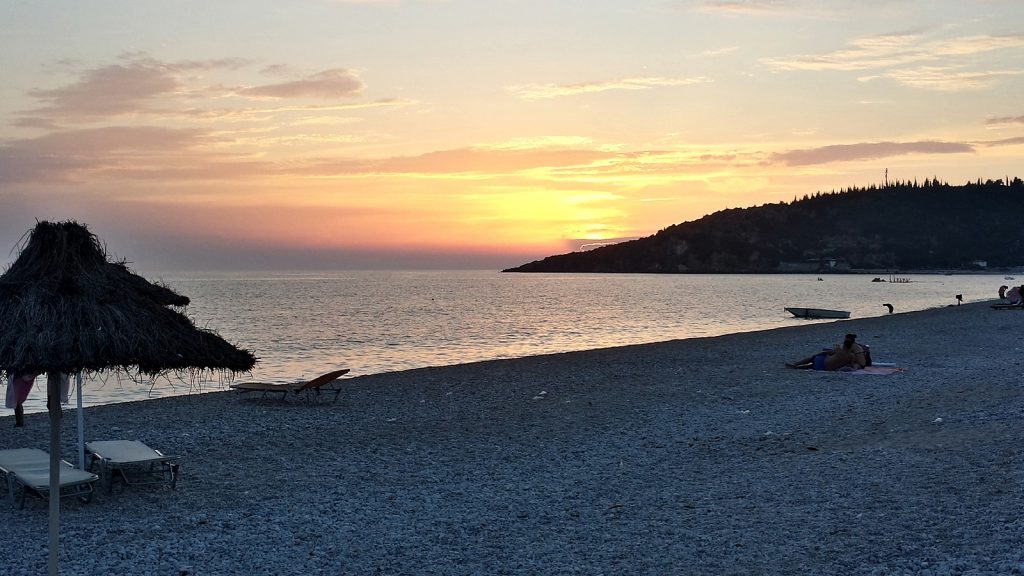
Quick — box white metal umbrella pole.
[76,373,85,470]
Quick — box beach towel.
[5,373,70,408]
[819,364,904,375]
[798,364,905,376]
[5,374,35,408]
[845,365,904,375]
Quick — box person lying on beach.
[786,334,869,371]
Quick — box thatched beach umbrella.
[0,221,256,575]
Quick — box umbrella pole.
[76,373,84,470]
[47,372,62,576]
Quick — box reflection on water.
[14,271,1003,413]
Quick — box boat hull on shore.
[785,307,851,319]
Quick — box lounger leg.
[17,485,29,509]
[147,461,177,489]
[4,475,14,508]
[168,462,180,489]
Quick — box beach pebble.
[1,302,1020,575]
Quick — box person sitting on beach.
[999,285,1023,305]
[786,334,868,371]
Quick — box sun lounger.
[229,368,351,403]
[85,440,181,493]
[0,448,98,508]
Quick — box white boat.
[785,307,851,319]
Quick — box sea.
[12,270,1009,414]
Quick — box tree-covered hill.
[504,178,1024,273]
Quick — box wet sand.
[1,301,1022,575]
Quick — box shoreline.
[1,301,1022,574]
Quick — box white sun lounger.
[0,448,99,508]
[85,440,181,492]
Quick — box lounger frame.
[0,448,98,508]
[86,440,181,493]
[230,368,350,403]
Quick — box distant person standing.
[6,372,39,427]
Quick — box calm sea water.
[15,271,1006,414]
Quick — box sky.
[1,0,1022,271]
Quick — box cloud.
[0,126,259,184]
[765,32,926,72]
[509,76,709,100]
[986,115,1024,126]
[260,64,295,77]
[239,69,365,99]
[695,0,790,15]
[764,32,1024,75]
[14,126,210,155]
[0,124,619,185]
[18,55,251,123]
[772,141,974,166]
[300,146,620,175]
[173,98,414,122]
[16,56,375,128]
[874,66,1024,91]
[700,46,740,57]
[980,136,1024,147]
[27,63,181,118]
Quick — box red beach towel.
[845,365,904,375]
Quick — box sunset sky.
[2,0,1022,271]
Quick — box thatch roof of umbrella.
[0,220,256,376]
[0,220,257,576]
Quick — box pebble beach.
[1,301,1022,575]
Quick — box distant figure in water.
[955,294,962,306]
[883,303,894,314]
[786,334,869,371]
